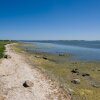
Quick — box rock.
[3,55,11,59]
[23,80,34,88]
[71,79,80,84]
[59,53,65,56]
[92,84,99,88]
[71,69,79,73]
[92,83,100,88]
[82,73,90,77]
[34,55,41,58]
[3,55,8,58]
[43,57,48,60]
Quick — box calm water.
[21,41,100,61]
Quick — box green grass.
[14,43,100,100]
[31,54,100,100]
[0,40,15,58]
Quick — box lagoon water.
[21,41,100,61]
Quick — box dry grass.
[14,43,100,100]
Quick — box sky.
[0,0,100,40]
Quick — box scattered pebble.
[82,73,90,77]
[34,55,40,58]
[71,69,79,73]
[98,69,100,71]
[3,55,11,59]
[92,83,100,88]
[59,53,65,56]
[71,79,80,84]
[43,57,48,60]
[23,80,34,88]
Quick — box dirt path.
[0,44,71,100]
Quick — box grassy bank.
[0,40,15,58]
[14,43,100,100]
[28,52,100,100]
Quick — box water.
[21,40,100,61]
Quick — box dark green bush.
[0,40,15,58]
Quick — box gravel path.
[0,44,71,100]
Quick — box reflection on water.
[22,41,100,61]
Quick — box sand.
[0,44,71,100]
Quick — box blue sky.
[0,0,100,40]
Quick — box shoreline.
[0,43,71,100]
[18,42,100,100]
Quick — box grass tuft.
[0,40,15,58]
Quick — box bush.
[0,40,15,58]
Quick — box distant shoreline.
[17,42,100,100]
